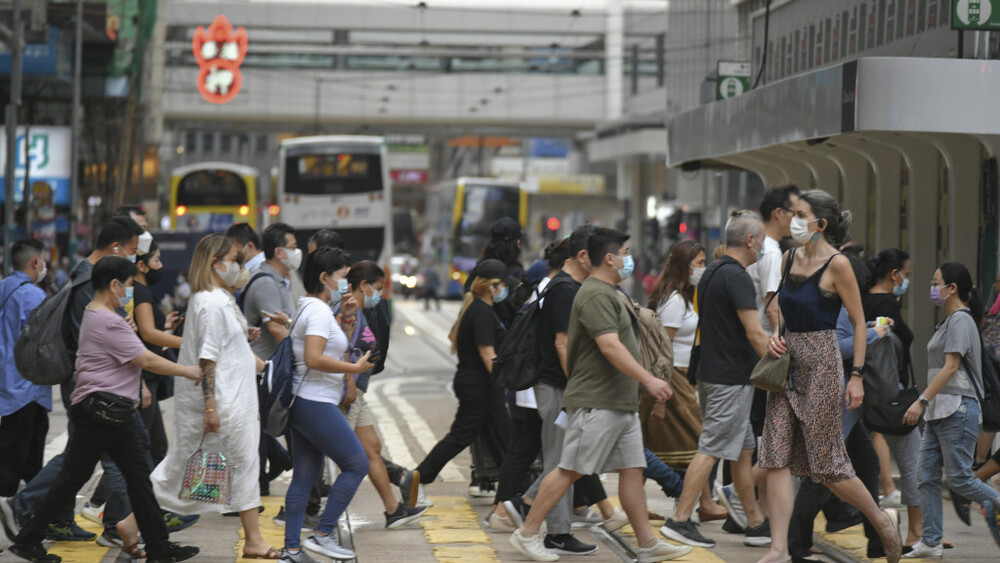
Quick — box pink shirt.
[71,308,148,406]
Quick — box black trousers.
[495,406,542,504]
[788,421,882,558]
[14,404,171,557]
[416,375,510,484]
[0,402,49,497]
[139,377,168,466]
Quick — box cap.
[525,259,549,285]
[475,258,519,287]
[490,217,522,242]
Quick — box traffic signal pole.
[4,0,24,276]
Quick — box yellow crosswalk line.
[48,516,109,563]
[419,496,498,562]
[235,497,287,559]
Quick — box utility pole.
[4,0,24,276]
[69,0,83,264]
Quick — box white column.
[606,0,624,121]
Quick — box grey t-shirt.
[925,308,982,420]
[243,263,294,359]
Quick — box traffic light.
[666,211,684,240]
[541,215,560,242]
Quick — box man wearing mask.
[661,211,772,550]
[239,223,298,495]
[0,240,51,498]
[226,223,265,274]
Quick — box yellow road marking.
[236,497,286,560]
[420,495,498,562]
[49,516,110,563]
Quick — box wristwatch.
[850,365,866,377]
[919,394,930,407]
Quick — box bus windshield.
[176,170,249,206]
[284,152,383,195]
[453,184,520,265]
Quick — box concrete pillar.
[755,146,816,189]
[772,144,843,196]
[804,141,871,246]
[717,154,785,188]
[917,134,982,269]
[834,135,904,252]
[606,0,624,120]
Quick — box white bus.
[277,136,393,263]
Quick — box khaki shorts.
[697,382,756,461]
[340,389,375,429]
[558,408,646,475]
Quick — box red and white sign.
[192,16,248,104]
[390,170,429,184]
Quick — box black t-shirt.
[133,282,166,354]
[537,271,580,389]
[456,298,506,376]
[696,256,760,386]
[863,292,913,382]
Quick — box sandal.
[242,547,281,559]
[123,542,147,559]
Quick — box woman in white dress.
[151,233,278,559]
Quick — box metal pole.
[958,30,965,59]
[4,0,24,276]
[69,0,83,264]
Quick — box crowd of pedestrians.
[3,185,1000,563]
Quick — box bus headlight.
[239,205,250,216]
[268,204,280,216]
[176,205,187,216]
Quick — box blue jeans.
[643,448,683,498]
[283,398,367,549]
[918,396,1000,546]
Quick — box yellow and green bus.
[169,162,261,232]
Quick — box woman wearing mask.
[647,240,725,521]
[761,190,901,563]
[150,234,278,559]
[414,259,513,489]
[864,249,923,547]
[281,247,373,562]
[900,263,1000,558]
[336,260,427,529]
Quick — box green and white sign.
[717,61,752,100]
[952,0,1000,30]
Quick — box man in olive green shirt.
[509,227,690,562]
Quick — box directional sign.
[717,61,752,100]
[952,0,1000,30]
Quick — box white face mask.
[35,259,47,283]
[215,260,241,287]
[789,217,819,244]
[280,247,302,271]
[689,266,705,286]
[137,231,154,255]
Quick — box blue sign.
[0,28,70,77]
[525,138,571,158]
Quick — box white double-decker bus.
[277,135,393,262]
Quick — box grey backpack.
[14,270,91,385]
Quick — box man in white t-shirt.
[748,184,800,337]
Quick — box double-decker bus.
[423,177,526,297]
[169,162,259,231]
[277,136,393,263]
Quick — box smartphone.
[368,350,384,365]
[260,310,274,322]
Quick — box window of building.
[824,18,832,64]
[238,134,250,155]
[877,0,887,45]
[886,0,896,42]
[907,0,916,36]
[939,0,949,25]
[255,135,268,154]
[769,40,778,81]
[898,0,907,39]
[859,3,868,51]
[917,0,927,32]
[184,132,197,153]
[849,7,858,55]
[202,133,214,153]
[220,134,232,153]
[794,30,801,73]
[867,2,877,49]
[841,11,849,58]
[928,0,939,27]
[808,24,816,68]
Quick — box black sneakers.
[721,514,745,534]
[744,518,771,546]
[544,533,598,555]
[660,518,716,548]
[147,542,200,562]
[385,503,428,529]
[9,543,62,563]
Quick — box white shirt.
[291,297,349,405]
[244,252,265,274]
[657,291,698,368]
[748,235,782,334]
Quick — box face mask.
[789,217,819,244]
[930,286,949,308]
[177,276,185,286]
[233,267,251,289]
[280,247,302,271]
[754,238,764,262]
[616,255,634,281]
[36,260,47,283]
[118,285,133,309]
[689,267,705,286]
[893,277,910,297]
[495,285,509,303]
[364,288,382,309]
[137,231,153,254]
[338,278,350,294]
[326,278,347,306]
[215,261,241,287]
[145,267,163,286]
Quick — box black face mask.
[145,267,164,286]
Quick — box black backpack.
[958,309,1000,432]
[15,270,92,385]
[491,277,572,391]
[236,272,274,313]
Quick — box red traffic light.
[546,216,561,231]
[679,222,688,234]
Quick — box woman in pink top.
[8,256,202,563]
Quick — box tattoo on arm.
[200,360,216,402]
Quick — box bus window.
[453,184,521,265]
[177,170,249,206]
[284,153,383,195]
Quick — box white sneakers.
[880,489,904,509]
[486,511,516,532]
[902,540,943,559]
[81,502,105,525]
[637,539,693,563]
[602,507,630,533]
[510,529,560,561]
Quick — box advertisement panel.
[0,126,72,206]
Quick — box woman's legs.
[355,424,401,513]
[758,467,796,563]
[416,380,493,484]
[883,429,923,545]
[284,426,324,550]
[873,432,897,497]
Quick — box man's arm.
[737,308,770,358]
[594,332,671,401]
[764,292,780,337]
[555,331,568,375]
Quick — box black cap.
[475,258,519,287]
[490,217,521,242]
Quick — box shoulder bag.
[749,250,793,393]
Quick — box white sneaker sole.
[714,483,747,529]
[303,537,355,560]
[659,524,715,548]
[508,534,559,562]
[638,544,693,562]
[744,536,772,547]
[502,500,526,528]
[386,506,428,530]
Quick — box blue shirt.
[0,271,51,415]
[835,306,878,438]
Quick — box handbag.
[179,435,231,505]
[863,332,904,406]
[80,391,136,427]
[863,386,920,435]
[750,249,794,393]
